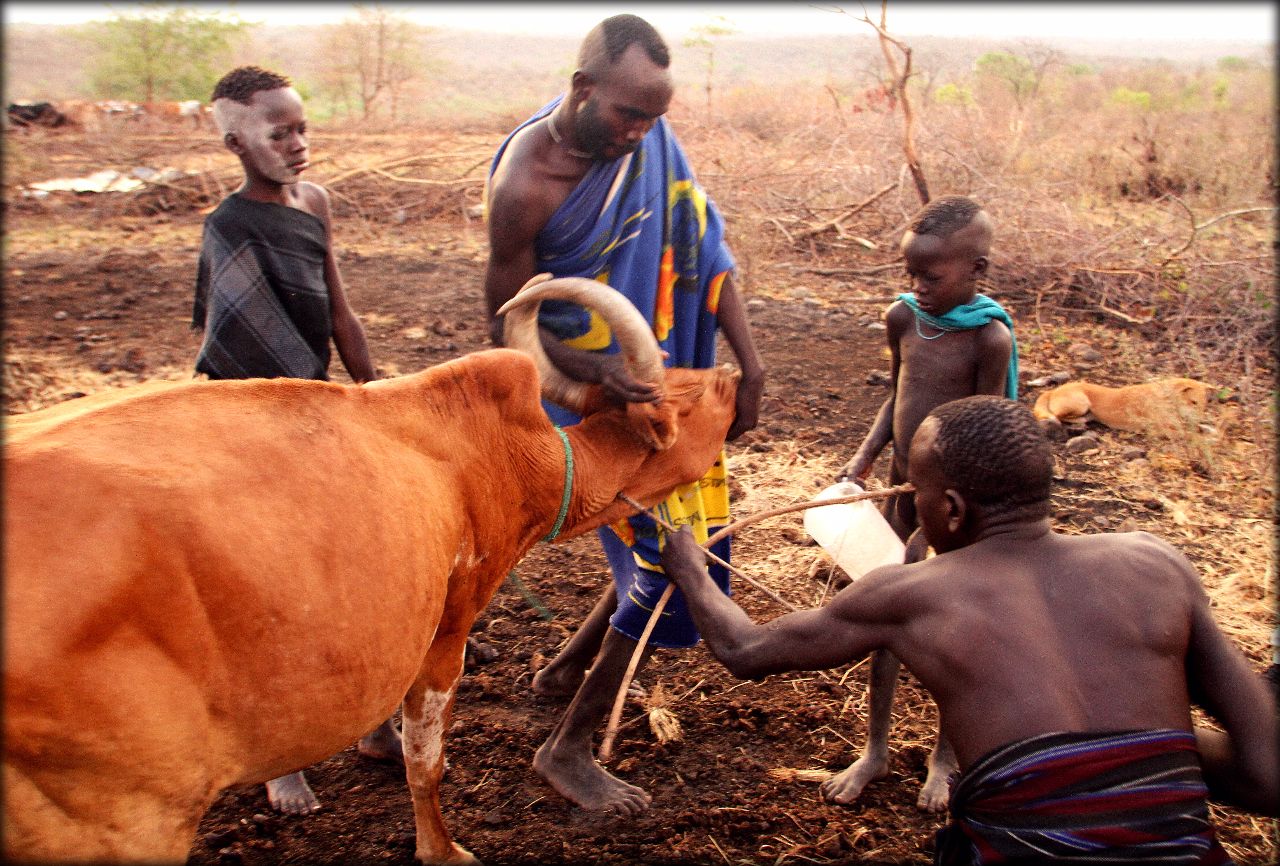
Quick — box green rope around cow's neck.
[542,424,573,543]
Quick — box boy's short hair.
[909,195,986,240]
[211,66,292,104]
[927,396,1052,519]
[210,66,293,136]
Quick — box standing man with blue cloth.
[483,14,764,815]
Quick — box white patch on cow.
[403,688,452,770]
[450,546,482,573]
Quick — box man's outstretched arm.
[660,527,895,680]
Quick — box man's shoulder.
[1079,529,1186,563]
[1049,530,1196,588]
[202,193,244,233]
[298,179,330,199]
[295,181,332,221]
[491,122,550,186]
[206,192,238,216]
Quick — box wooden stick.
[704,483,913,549]
[598,485,911,760]
[599,496,681,763]
[598,582,672,763]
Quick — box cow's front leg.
[404,630,476,866]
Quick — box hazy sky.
[3,1,1275,43]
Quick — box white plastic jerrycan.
[803,481,905,581]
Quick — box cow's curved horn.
[498,274,664,414]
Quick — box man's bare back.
[842,529,1198,767]
[664,395,1278,835]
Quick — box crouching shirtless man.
[662,395,1277,863]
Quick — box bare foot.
[917,748,956,813]
[917,773,951,813]
[265,771,321,815]
[531,666,646,703]
[533,740,652,815]
[465,636,498,670]
[531,662,586,700]
[819,753,888,805]
[358,717,404,764]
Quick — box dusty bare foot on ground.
[917,774,951,812]
[265,771,321,815]
[819,753,889,805]
[530,663,586,700]
[917,750,956,812]
[533,740,652,815]
[465,635,498,670]
[357,718,404,764]
[531,665,647,702]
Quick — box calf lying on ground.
[3,276,740,865]
[1032,377,1211,435]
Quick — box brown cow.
[140,99,207,129]
[56,100,103,132]
[2,276,740,864]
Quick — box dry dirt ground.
[3,128,1275,866]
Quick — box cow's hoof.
[416,842,480,866]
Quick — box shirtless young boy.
[833,195,1016,811]
[663,396,1277,861]
[196,66,400,814]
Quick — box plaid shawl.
[192,194,332,380]
[936,729,1232,865]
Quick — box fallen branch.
[1159,195,1276,266]
[365,166,478,186]
[775,263,901,279]
[796,180,897,240]
[1096,303,1149,325]
[324,152,486,186]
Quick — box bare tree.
[852,1,930,205]
[974,42,1061,168]
[321,4,425,121]
[88,4,250,104]
[684,15,739,114]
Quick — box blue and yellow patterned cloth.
[489,95,734,647]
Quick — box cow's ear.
[626,400,677,451]
[667,381,707,415]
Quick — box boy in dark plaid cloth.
[194,65,397,815]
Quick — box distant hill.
[4,21,1270,117]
